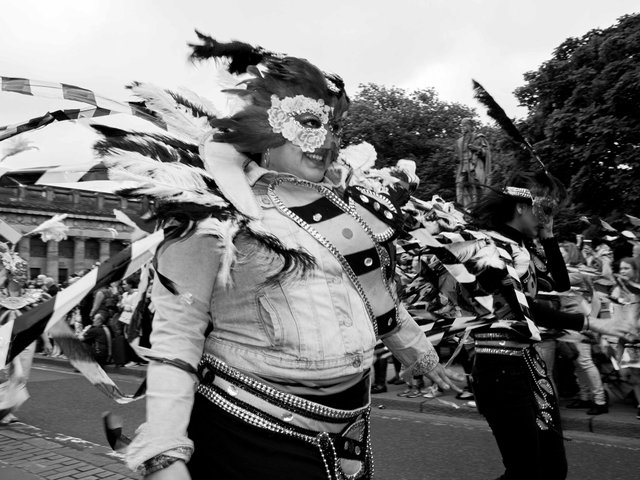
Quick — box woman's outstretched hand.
[424,364,464,393]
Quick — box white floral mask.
[267,94,334,152]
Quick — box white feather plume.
[1,136,39,162]
[129,82,212,142]
[338,142,377,171]
[196,217,239,287]
[26,214,69,242]
[510,245,531,277]
[471,244,506,271]
[174,86,221,119]
[105,151,227,207]
[445,240,483,263]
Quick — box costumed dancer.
[0,245,42,423]
[92,34,461,480]
[0,214,68,423]
[468,172,625,480]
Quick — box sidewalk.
[0,355,144,480]
[371,373,640,439]
[0,423,137,480]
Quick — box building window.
[58,268,69,284]
[30,267,41,279]
[85,239,99,260]
[110,241,126,257]
[30,238,47,258]
[59,239,74,258]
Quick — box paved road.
[16,365,640,480]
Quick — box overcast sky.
[0,0,638,170]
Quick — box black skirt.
[187,392,331,480]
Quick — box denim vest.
[205,176,378,382]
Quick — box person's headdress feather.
[472,80,547,172]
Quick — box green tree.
[514,14,640,224]
[342,84,477,200]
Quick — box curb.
[33,355,146,379]
[371,390,640,440]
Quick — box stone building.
[0,184,150,284]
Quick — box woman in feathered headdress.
[88,33,464,480]
[467,171,626,480]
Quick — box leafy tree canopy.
[342,83,478,200]
[515,13,640,227]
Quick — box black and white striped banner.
[0,229,164,366]
[1,77,166,131]
[0,161,111,190]
[0,108,120,142]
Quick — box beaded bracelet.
[139,454,180,476]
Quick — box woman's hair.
[619,257,640,281]
[562,241,585,266]
[470,170,567,230]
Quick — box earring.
[263,148,271,169]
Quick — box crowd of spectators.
[34,266,154,369]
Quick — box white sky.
[0,0,638,172]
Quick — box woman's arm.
[381,304,462,392]
[125,232,220,474]
[89,290,104,317]
[538,218,570,292]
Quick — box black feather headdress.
[472,80,547,172]
[188,30,276,74]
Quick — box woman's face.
[514,203,540,239]
[619,261,636,280]
[266,132,339,182]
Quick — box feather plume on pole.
[471,80,547,172]
[0,137,39,162]
[26,214,69,242]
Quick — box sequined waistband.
[197,353,370,434]
[474,347,525,356]
[473,331,532,356]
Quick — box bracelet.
[139,454,181,476]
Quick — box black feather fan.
[472,80,546,171]
[188,30,273,74]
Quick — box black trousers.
[187,393,340,480]
[472,353,568,480]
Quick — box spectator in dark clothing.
[44,277,59,296]
[79,313,111,366]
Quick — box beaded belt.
[196,354,372,480]
[474,332,531,356]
